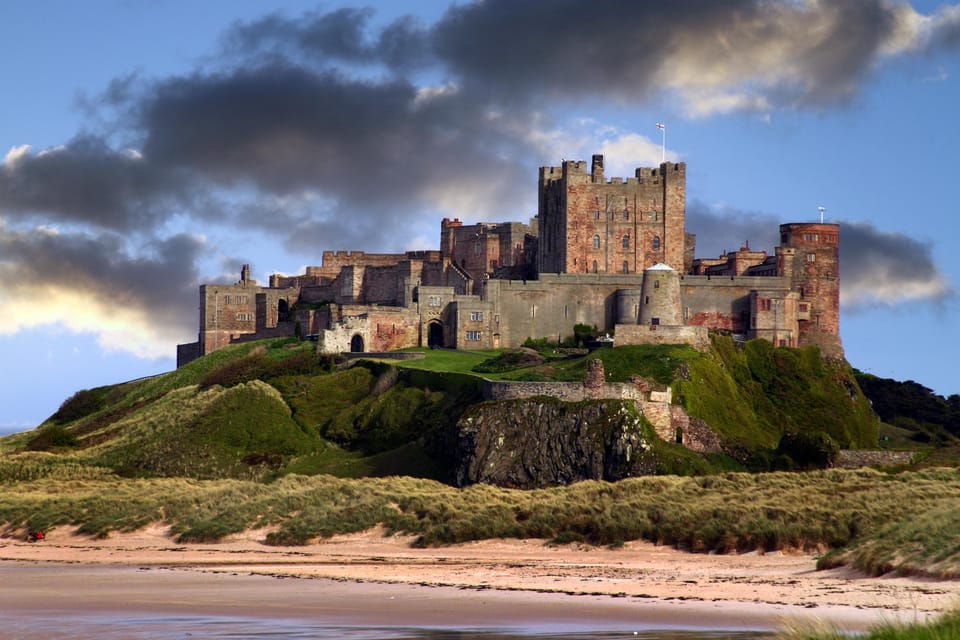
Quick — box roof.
[646,262,675,271]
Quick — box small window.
[624,210,630,221]
[592,260,598,273]
[806,253,816,263]
[652,236,661,250]
[593,235,601,249]
[428,295,442,306]
[223,295,231,304]
[595,210,601,220]
[465,331,481,341]
[622,261,629,273]
[470,311,483,321]
[652,211,658,221]
[654,280,660,289]
[622,235,630,249]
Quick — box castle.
[176,155,841,366]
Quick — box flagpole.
[656,122,666,163]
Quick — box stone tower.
[778,223,842,357]
[537,155,687,275]
[638,263,682,326]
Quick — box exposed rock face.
[453,398,657,488]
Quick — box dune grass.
[780,610,960,640]
[4,467,960,577]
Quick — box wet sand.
[2,525,958,636]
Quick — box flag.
[656,122,665,130]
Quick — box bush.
[51,388,106,424]
[776,432,839,470]
[26,425,79,451]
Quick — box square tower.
[537,155,687,275]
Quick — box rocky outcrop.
[453,398,659,488]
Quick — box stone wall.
[614,324,710,350]
[835,450,915,469]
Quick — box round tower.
[615,288,643,324]
[638,263,682,326]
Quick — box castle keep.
[177,156,841,366]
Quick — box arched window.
[622,261,629,274]
[592,260,598,273]
[652,235,661,250]
[622,235,630,249]
[593,235,601,249]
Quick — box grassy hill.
[5,336,960,577]
[1,336,881,482]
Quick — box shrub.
[26,425,79,451]
[776,432,839,470]
[51,388,106,424]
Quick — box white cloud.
[3,145,31,167]
[0,287,183,359]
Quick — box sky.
[2,0,959,435]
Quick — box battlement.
[539,156,686,187]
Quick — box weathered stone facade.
[178,154,842,366]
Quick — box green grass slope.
[3,335,877,482]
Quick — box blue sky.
[2,0,959,434]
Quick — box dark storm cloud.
[840,221,952,308]
[432,0,908,109]
[0,225,203,336]
[0,135,194,232]
[225,1,928,113]
[223,7,430,72]
[134,63,533,242]
[686,203,951,308]
[686,200,780,258]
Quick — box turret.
[638,263,682,326]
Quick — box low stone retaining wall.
[835,450,916,469]
[341,351,426,361]
[482,380,644,403]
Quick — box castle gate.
[427,321,443,348]
[350,334,364,353]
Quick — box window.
[651,211,658,221]
[622,261,629,273]
[428,295,442,306]
[593,235,601,249]
[595,210,601,220]
[799,303,809,312]
[652,235,661,250]
[759,298,771,311]
[624,210,630,221]
[235,312,253,321]
[465,331,482,341]
[803,233,819,242]
[622,235,630,249]
[223,295,231,304]
[470,311,483,321]
[806,253,816,263]
[592,260,598,273]
[654,280,660,289]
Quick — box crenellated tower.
[537,155,688,275]
[777,222,842,357]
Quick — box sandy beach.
[2,525,958,637]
